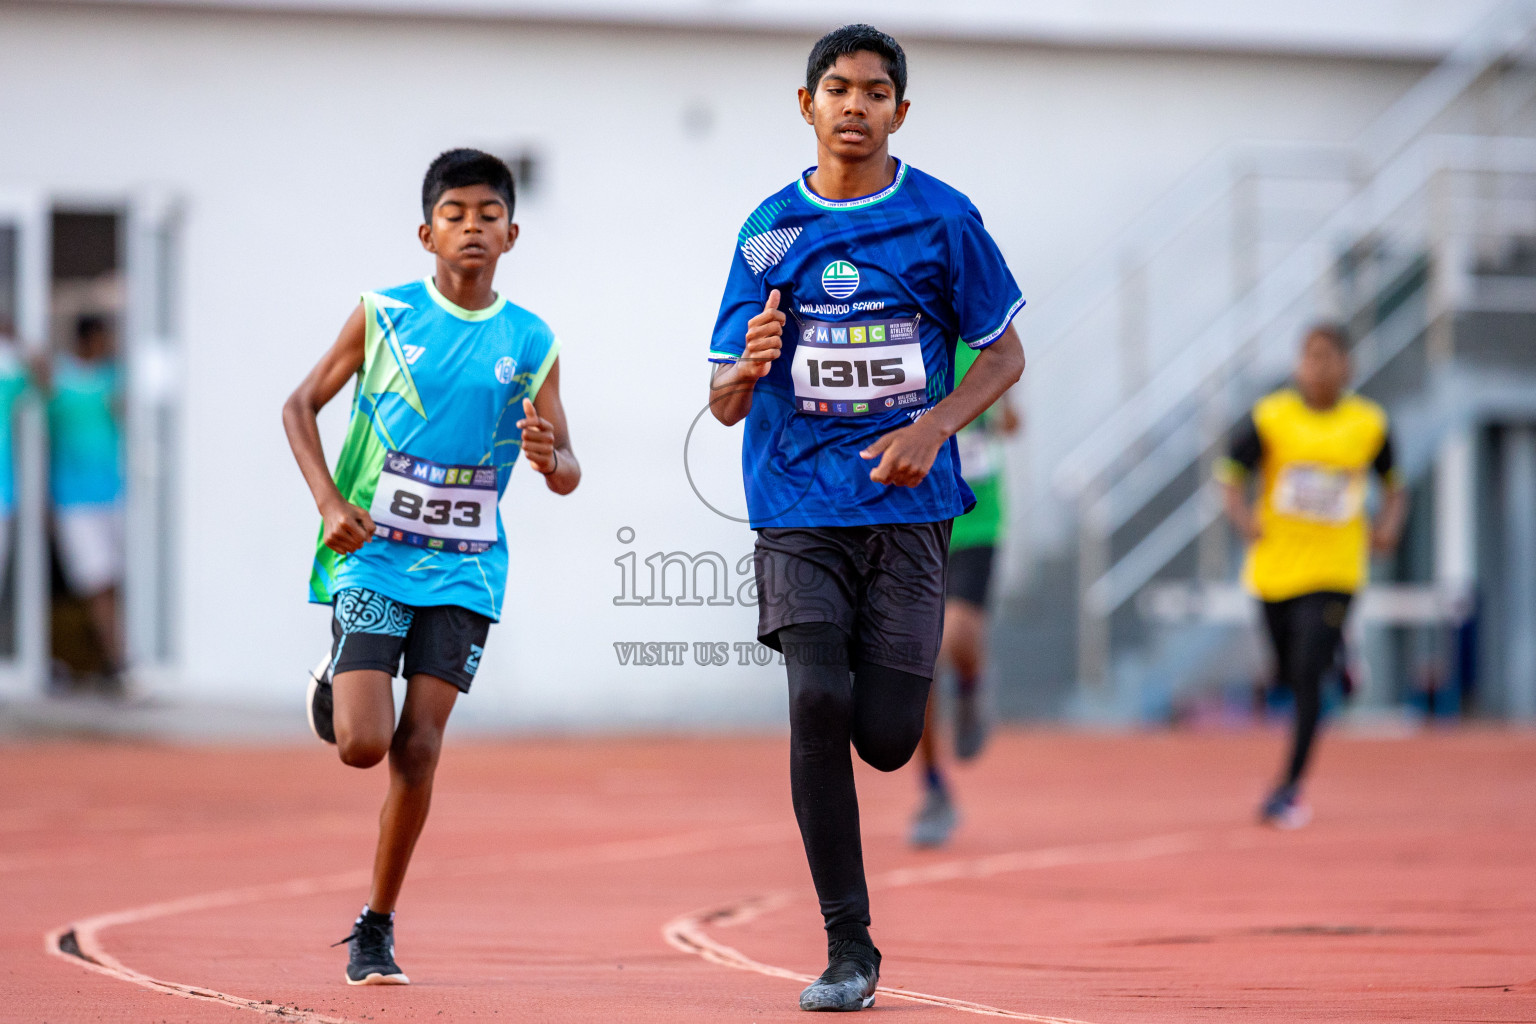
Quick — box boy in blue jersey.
[708,25,1026,1012]
[282,149,580,986]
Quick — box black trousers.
[779,621,932,945]
[1262,591,1352,788]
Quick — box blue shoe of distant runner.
[953,687,988,761]
[799,939,880,1011]
[1260,784,1312,830]
[909,785,958,848]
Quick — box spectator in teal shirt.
[48,314,124,678]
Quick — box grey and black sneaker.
[909,784,958,848]
[799,939,880,1011]
[306,651,336,745]
[1259,783,1312,830]
[335,907,409,985]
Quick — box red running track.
[3,728,1534,1022]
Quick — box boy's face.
[418,184,517,270]
[77,326,112,362]
[798,51,908,161]
[1296,332,1349,408]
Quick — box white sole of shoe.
[346,971,410,985]
[305,673,325,742]
[1272,805,1313,830]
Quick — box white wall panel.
[0,4,1428,723]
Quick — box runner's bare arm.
[517,356,580,495]
[1220,479,1261,542]
[710,289,785,426]
[862,325,1025,487]
[1371,482,1408,553]
[281,304,375,554]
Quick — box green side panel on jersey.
[950,338,1004,550]
[739,199,791,243]
[308,292,426,603]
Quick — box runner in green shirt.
[910,339,1018,846]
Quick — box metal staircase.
[1007,0,1536,718]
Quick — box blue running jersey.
[709,161,1024,528]
[308,277,560,621]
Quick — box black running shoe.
[335,909,409,985]
[799,939,880,1011]
[307,651,336,745]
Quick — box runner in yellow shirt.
[1216,324,1407,828]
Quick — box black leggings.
[1262,592,1352,788]
[780,622,932,943]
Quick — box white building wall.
[0,3,1429,724]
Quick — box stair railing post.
[1501,425,1536,720]
[1426,163,1459,366]
[1077,483,1111,695]
[1118,251,1149,402]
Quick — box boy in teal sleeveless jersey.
[282,150,581,986]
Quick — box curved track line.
[46,870,370,1024]
[663,830,1233,1022]
[45,821,793,1022]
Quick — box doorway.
[0,191,181,699]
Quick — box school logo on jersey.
[495,356,517,384]
[821,260,860,300]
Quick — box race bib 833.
[368,451,499,554]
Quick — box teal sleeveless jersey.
[307,278,560,621]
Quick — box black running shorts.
[945,545,995,608]
[754,521,951,677]
[330,587,491,693]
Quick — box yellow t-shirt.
[1216,389,1397,602]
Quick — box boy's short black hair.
[75,313,109,342]
[806,24,907,104]
[421,149,516,224]
[1305,321,1350,354]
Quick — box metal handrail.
[1084,283,1433,616]
[1055,134,1536,499]
[1090,247,1428,533]
[1021,140,1352,363]
[1028,0,1536,500]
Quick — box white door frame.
[0,189,52,699]
[121,190,182,679]
[0,188,184,697]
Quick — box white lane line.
[663,830,1229,1022]
[45,821,794,1022]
